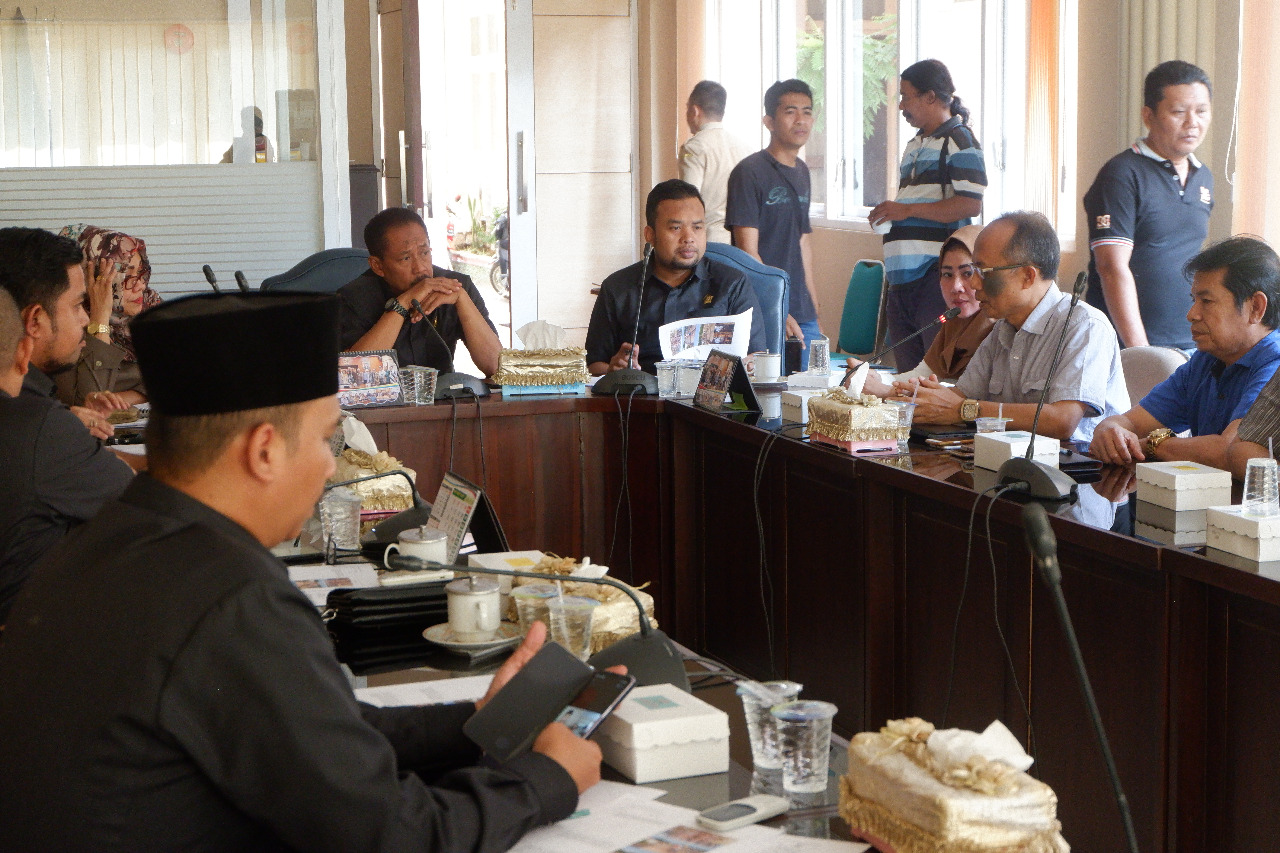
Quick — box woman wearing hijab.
[56,224,162,412]
[853,224,995,396]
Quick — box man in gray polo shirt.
[896,211,1129,442]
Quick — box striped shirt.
[882,116,987,287]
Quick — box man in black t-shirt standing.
[1084,60,1213,350]
[726,79,823,369]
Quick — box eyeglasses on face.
[974,262,1026,280]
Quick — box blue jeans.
[794,317,822,372]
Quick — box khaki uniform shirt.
[679,122,753,244]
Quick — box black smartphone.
[554,670,636,738]
[463,641,593,763]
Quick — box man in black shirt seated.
[0,291,603,851]
[586,179,766,375]
[339,207,502,376]
[0,228,133,626]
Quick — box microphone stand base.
[592,369,658,396]
[589,628,691,693]
[996,457,1078,502]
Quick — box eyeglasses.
[974,262,1026,280]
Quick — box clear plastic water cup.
[771,700,838,794]
[399,366,438,405]
[546,595,599,661]
[809,338,830,376]
[655,360,677,398]
[736,680,803,770]
[511,583,559,632]
[1243,457,1280,517]
[318,486,362,563]
[675,360,704,397]
[891,401,916,451]
[975,416,1011,433]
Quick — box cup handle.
[384,542,399,566]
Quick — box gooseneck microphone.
[233,270,251,292]
[202,265,221,294]
[841,306,960,388]
[995,272,1088,501]
[1022,503,1141,853]
[592,244,659,396]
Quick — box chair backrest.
[703,242,790,356]
[836,260,887,357]
[1120,345,1190,404]
[260,248,371,293]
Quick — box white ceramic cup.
[870,218,892,235]
[384,527,449,567]
[446,577,501,642]
[753,352,782,383]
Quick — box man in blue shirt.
[1091,236,1280,468]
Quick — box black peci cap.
[130,292,339,416]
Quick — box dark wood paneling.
[783,461,864,737]
[1030,540,1167,853]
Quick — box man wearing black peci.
[0,291,604,851]
[586,179,765,375]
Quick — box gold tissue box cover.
[500,555,657,653]
[331,449,416,514]
[838,718,1069,853]
[805,388,898,443]
[493,347,589,386]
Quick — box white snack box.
[1135,522,1206,548]
[1206,506,1280,562]
[780,389,823,424]
[973,430,1059,472]
[467,550,546,594]
[595,683,729,783]
[1135,461,1232,511]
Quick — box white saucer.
[423,622,522,654]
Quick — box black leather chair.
[259,248,371,293]
[703,242,790,356]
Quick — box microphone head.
[1072,271,1087,300]
[234,271,250,292]
[940,306,962,322]
[202,264,216,284]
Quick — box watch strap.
[384,298,411,319]
[87,323,110,335]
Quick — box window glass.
[0,0,318,167]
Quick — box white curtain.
[0,12,316,168]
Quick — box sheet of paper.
[658,308,753,361]
[287,562,381,607]
[508,794,699,853]
[355,674,493,707]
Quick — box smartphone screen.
[555,670,636,738]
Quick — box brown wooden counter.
[356,394,1280,853]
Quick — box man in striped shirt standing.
[870,59,987,371]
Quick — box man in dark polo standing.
[1084,60,1213,350]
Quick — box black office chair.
[259,248,371,293]
[702,242,790,356]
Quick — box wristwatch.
[1144,427,1175,456]
[87,323,110,335]
[960,398,981,422]
[383,298,411,320]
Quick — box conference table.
[355,393,1280,853]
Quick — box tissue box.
[1135,461,1232,511]
[805,389,898,453]
[973,430,1059,472]
[1134,501,1207,547]
[1206,506,1280,562]
[467,550,546,594]
[781,389,823,424]
[493,347,589,395]
[595,684,729,783]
